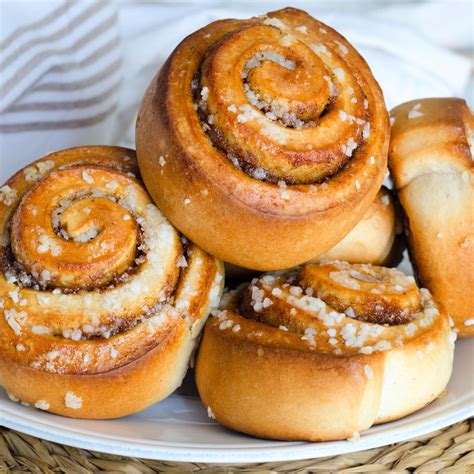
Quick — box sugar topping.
[34,400,50,410]
[219,319,234,330]
[237,104,261,123]
[24,160,55,182]
[243,83,304,129]
[200,87,209,101]
[243,50,295,79]
[280,34,295,46]
[323,75,338,97]
[8,290,19,304]
[301,327,317,347]
[37,234,62,255]
[330,271,360,289]
[262,17,286,29]
[221,260,442,362]
[408,103,423,119]
[295,25,308,34]
[64,391,82,409]
[362,122,371,140]
[277,180,290,200]
[4,309,28,335]
[333,67,345,80]
[105,180,118,190]
[177,255,188,268]
[207,405,216,419]
[82,170,94,184]
[0,185,17,206]
[342,138,357,157]
[334,40,348,55]
[310,43,331,56]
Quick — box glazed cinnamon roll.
[0,146,224,419]
[389,98,473,337]
[136,7,389,270]
[196,261,454,441]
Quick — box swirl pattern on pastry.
[196,261,454,441]
[0,146,224,419]
[136,7,389,270]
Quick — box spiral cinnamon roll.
[196,261,454,441]
[389,98,473,337]
[136,7,389,270]
[0,146,224,419]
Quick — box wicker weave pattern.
[0,419,472,472]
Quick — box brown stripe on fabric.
[5,81,120,112]
[31,58,121,92]
[1,0,109,72]
[48,34,120,73]
[9,36,120,106]
[0,104,117,133]
[0,1,70,51]
[0,14,117,102]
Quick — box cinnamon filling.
[191,19,371,185]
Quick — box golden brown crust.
[0,146,224,419]
[389,98,473,337]
[195,262,454,441]
[300,263,420,324]
[315,186,402,265]
[136,7,389,270]
[225,186,402,281]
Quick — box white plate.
[0,338,473,463]
[0,5,472,465]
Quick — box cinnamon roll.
[196,261,454,441]
[0,146,224,419]
[226,186,402,280]
[389,98,473,337]
[136,7,389,270]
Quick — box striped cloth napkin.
[0,0,120,172]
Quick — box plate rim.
[1,394,473,463]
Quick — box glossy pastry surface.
[0,146,224,419]
[136,7,389,270]
[196,261,454,441]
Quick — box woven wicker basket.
[0,418,472,472]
